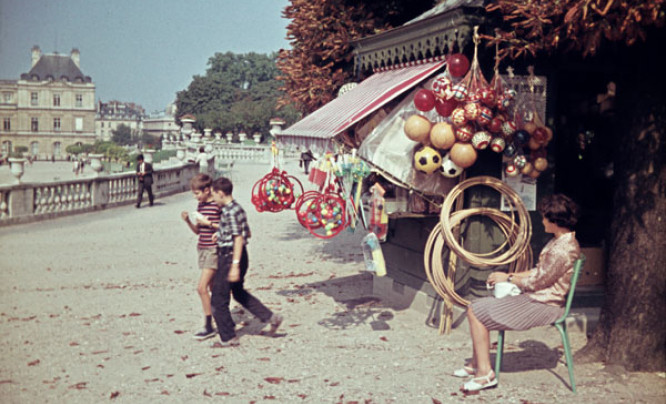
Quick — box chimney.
[71,48,80,67]
[31,45,41,67]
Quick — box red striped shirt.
[197,200,221,248]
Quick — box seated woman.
[456,194,581,392]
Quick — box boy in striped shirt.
[181,174,222,340]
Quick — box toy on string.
[250,142,303,213]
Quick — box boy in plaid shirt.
[201,177,282,347]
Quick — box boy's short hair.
[212,177,233,195]
[190,173,212,191]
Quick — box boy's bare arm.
[228,235,244,282]
[181,211,200,234]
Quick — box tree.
[276,0,433,114]
[111,124,133,145]
[175,52,300,135]
[482,0,666,371]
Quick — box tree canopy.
[175,51,300,135]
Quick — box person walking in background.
[73,158,80,176]
[300,149,316,174]
[135,154,154,208]
[195,146,209,174]
[181,174,222,341]
[200,177,283,347]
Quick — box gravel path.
[1,160,664,403]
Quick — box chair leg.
[555,323,576,393]
[495,330,505,381]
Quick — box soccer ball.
[414,145,442,174]
[440,153,463,178]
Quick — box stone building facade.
[0,46,96,159]
[96,100,145,141]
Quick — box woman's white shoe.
[463,370,498,392]
[453,365,476,378]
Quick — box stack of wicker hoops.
[424,176,533,332]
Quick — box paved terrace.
[1,160,663,403]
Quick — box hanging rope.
[424,176,533,307]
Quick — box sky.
[0,0,291,115]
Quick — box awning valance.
[277,58,446,151]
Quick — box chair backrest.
[555,255,586,324]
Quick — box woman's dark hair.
[538,194,581,230]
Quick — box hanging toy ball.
[490,136,506,153]
[532,127,549,143]
[449,142,477,168]
[451,83,468,101]
[430,122,457,150]
[435,98,458,117]
[513,154,527,168]
[414,145,443,174]
[487,116,504,133]
[513,129,530,145]
[521,161,534,175]
[523,121,538,135]
[501,120,518,137]
[503,142,518,157]
[533,157,548,171]
[451,107,467,127]
[432,75,452,99]
[477,106,493,126]
[455,125,474,142]
[471,131,492,150]
[440,152,464,178]
[413,89,436,111]
[447,53,470,78]
[528,137,542,150]
[463,103,480,121]
[505,163,519,177]
[404,114,432,143]
[496,94,512,111]
[479,87,496,107]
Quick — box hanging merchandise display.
[250,143,303,213]
[369,183,389,242]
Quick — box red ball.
[487,117,504,133]
[413,89,436,111]
[434,98,458,117]
[447,53,470,78]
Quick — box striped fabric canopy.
[277,58,446,151]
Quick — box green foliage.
[65,144,84,155]
[175,51,301,136]
[111,124,134,145]
[10,145,29,158]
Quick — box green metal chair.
[494,255,586,393]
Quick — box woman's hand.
[487,271,510,286]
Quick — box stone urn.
[253,132,262,143]
[142,149,155,164]
[204,128,212,139]
[214,131,222,141]
[176,146,186,161]
[238,131,247,142]
[8,157,26,184]
[225,131,234,142]
[88,153,104,176]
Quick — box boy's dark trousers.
[211,246,273,342]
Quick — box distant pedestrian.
[201,177,283,347]
[195,146,209,174]
[300,149,316,174]
[73,159,80,176]
[180,174,222,341]
[135,154,154,208]
[79,157,85,173]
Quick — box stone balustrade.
[0,163,201,227]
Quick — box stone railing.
[0,163,202,227]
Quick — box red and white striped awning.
[277,58,446,151]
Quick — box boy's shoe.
[211,337,240,348]
[193,328,217,341]
[267,314,283,335]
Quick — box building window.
[53,118,61,132]
[31,141,39,156]
[2,118,9,131]
[75,94,83,107]
[53,93,61,107]
[31,92,38,106]
[31,117,39,132]
[2,92,12,103]
[75,117,83,132]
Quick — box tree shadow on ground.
[276,272,396,331]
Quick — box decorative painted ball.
[503,142,518,157]
[522,121,538,135]
[467,90,482,104]
[447,53,470,77]
[528,169,541,179]
[451,83,468,101]
[414,145,443,174]
[431,75,452,99]
[414,89,436,111]
[496,94,512,111]
[429,122,457,150]
[434,98,458,117]
[455,125,474,142]
[471,131,492,150]
[404,114,432,142]
[520,161,534,175]
[513,129,530,145]
[440,153,464,178]
[463,102,480,121]
[449,142,478,168]
[505,163,519,177]
[477,106,493,126]
[513,154,527,168]
[488,117,504,133]
[533,157,548,171]
[490,137,506,153]
[479,87,496,107]
[532,127,549,143]
[502,120,517,137]
[505,88,517,99]
[528,137,542,150]
[451,107,467,127]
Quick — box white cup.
[488,281,521,299]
